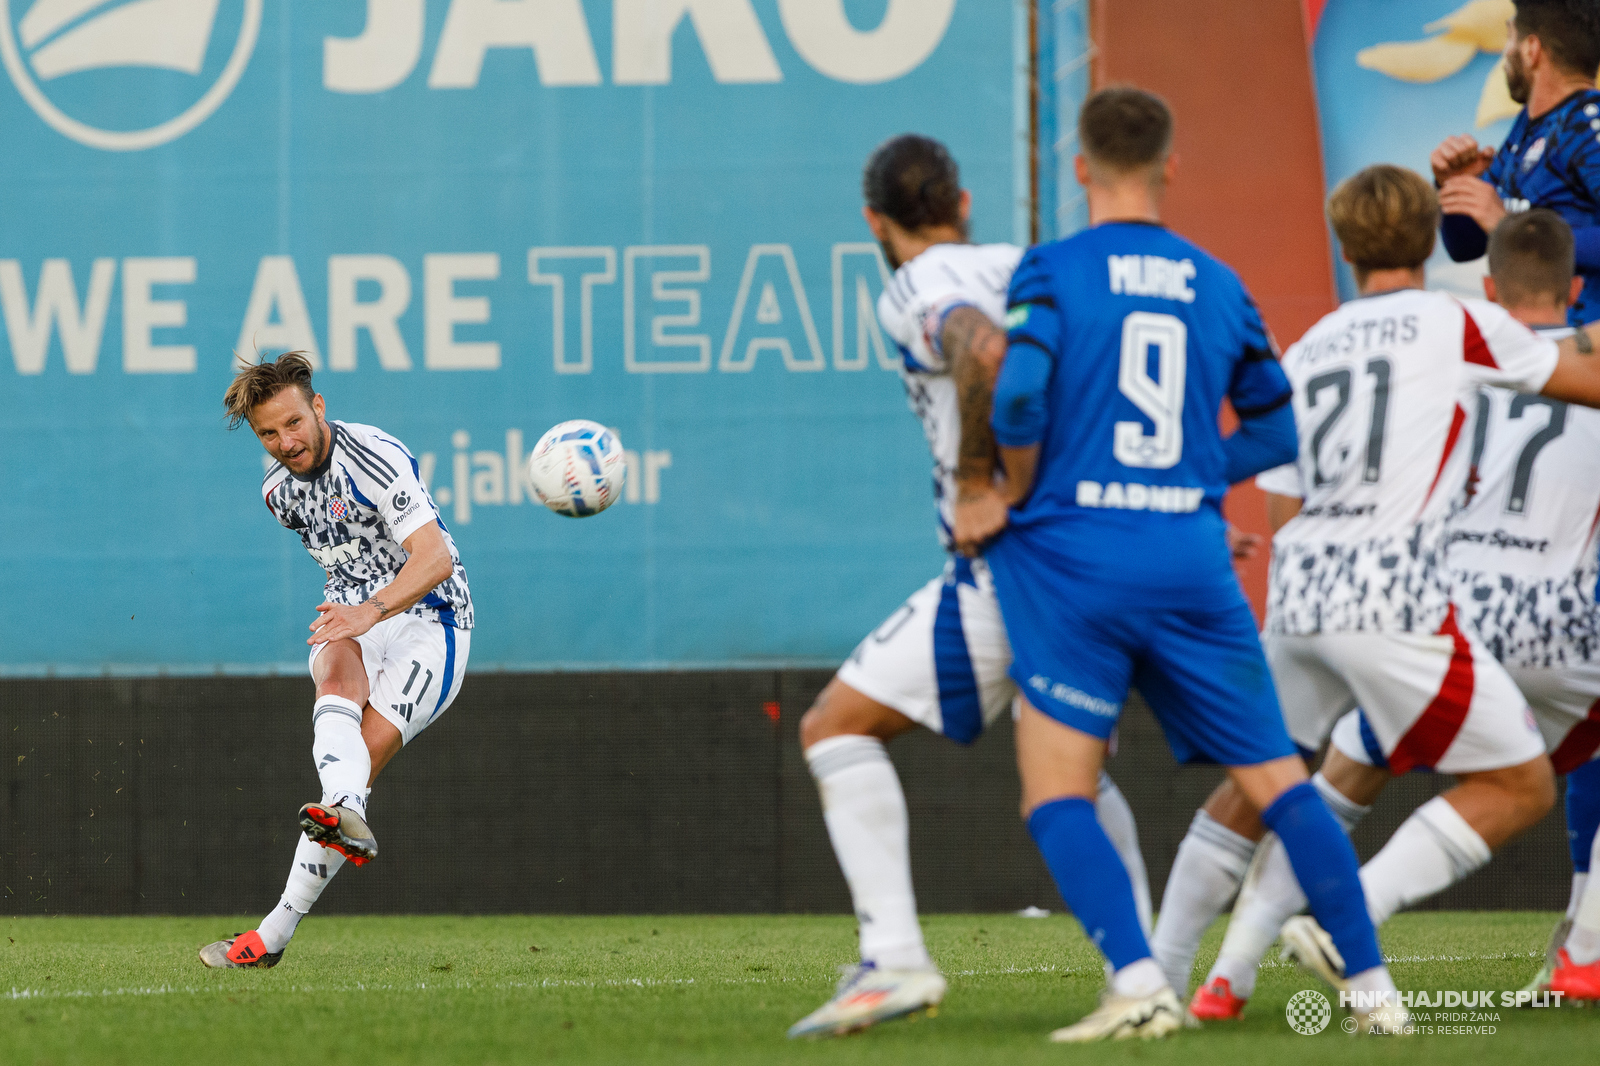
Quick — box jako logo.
[0,0,261,151]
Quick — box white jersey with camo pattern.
[262,420,473,629]
[1258,291,1558,636]
[876,242,1022,549]
[1451,327,1600,669]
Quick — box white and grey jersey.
[1450,326,1600,669]
[262,420,473,629]
[1258,290,1558,636]
[875,242,1022,549]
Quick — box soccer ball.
[526,420,626,517]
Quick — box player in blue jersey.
[788,136,1153,1039]
[1434,0,1600,325]
[973,88,1400,1041]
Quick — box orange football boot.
[198,929,283,969]
[1189,976,1248,1020]
[1549,948,1600,1001]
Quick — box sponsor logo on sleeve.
[391,489,419,526]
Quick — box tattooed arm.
[944,305,1012,557]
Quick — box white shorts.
[1265,609,1544,775]
[1509,662,1600,772]
[308,611,470,745]
[836,556,1014,742]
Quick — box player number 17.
[1115,312,1187,469]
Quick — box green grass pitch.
[3,912,1594,1065]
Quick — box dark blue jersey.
[1442,89,1600,326]
[994,222,1290,601]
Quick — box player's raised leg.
[299,637,389,863]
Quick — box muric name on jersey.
[1077,480,1204,513]
[1107,254,1195,303]
[309,540,361,569]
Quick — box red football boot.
[1189,976,1248,1020]
[1549,948,1600,1001]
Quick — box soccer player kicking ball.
[199,352,473,969]
[1185,209,1600,1015]
[977,87,1401,1041]
[787,135,1151,1038]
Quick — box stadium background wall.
[0,672,1572,916]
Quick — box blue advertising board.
[0,0,1024,673]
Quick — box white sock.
[1360,795,1491,927]
[1207,773,1371,999]
[1564,832,1600,964]
[1311,770,1371,832]
[1096,772,1152,937]
[313,696,371,811]
[806,735,932,971]
[1111,957,1169,998]
[258,832,346,953]
[1149,809,1255,996]
[257,898,304,954]
[1568,872,1589,920]
[1346,963,1399,1000]
[1207,835,1298,999]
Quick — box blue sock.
[1568,760,1600,873]
[1027,797,1151,971]
[1261,781,1383,977]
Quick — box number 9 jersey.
[1000,221,1291,601]
[1258,291,1558,637]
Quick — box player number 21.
[1115,312,1186,469]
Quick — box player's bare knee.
[1504,757,1557,824]
[798,687,836,750]
[1320,747,1390,807]
[800,679,911,749]
[1202,778,1262,837]
[1467,756,1557,830]
[313,639,369,706]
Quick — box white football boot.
[786,961,946,1038]
[1281,915,1410,1035]
[1048,987,1184,1042]
[1280,915,1348,993]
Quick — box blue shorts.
[988,543,1296,767]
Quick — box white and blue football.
[526,420,626,517]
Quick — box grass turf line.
[2,912,1593,1065]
